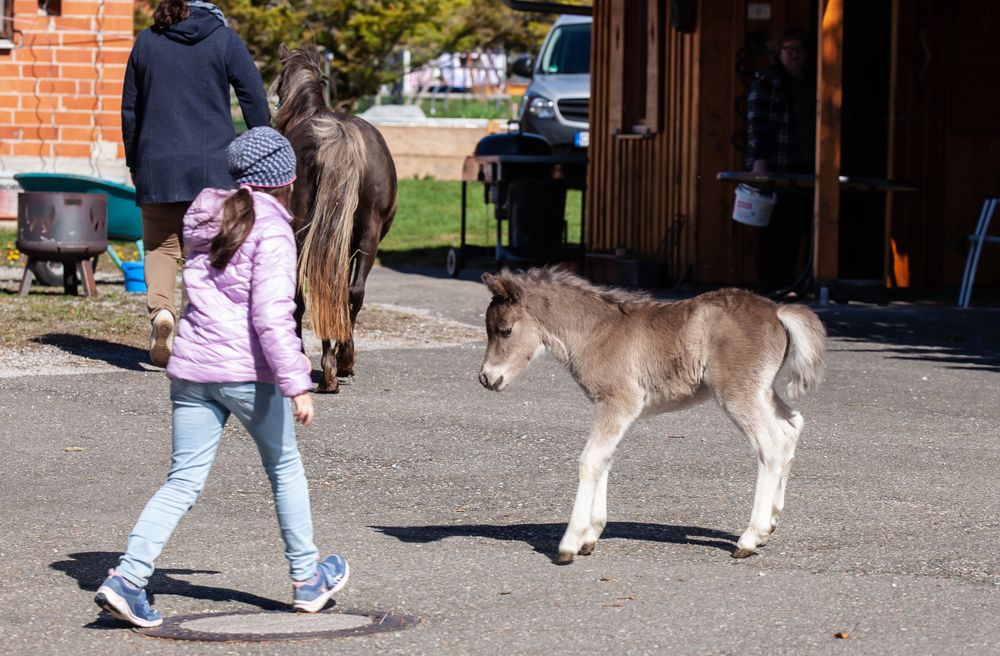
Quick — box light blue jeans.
[117,380,319,587]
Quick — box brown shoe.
[149,309,175,367]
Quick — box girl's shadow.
[51,551,285,629]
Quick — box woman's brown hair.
[153,0,189,29]
[210,186,294,269]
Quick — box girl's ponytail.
[153,0,189,29]
[211,188,255,269]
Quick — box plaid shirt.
[746,68,801,171]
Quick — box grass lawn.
[381,178,582,269]
[1,231,140,273]
[1,178,582,272]
[0,179,579,350]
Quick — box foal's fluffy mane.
[506,266,650,306]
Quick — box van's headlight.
[527,95,556,119]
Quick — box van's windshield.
[538,22,591,75]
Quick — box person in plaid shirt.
[745,28,816,294]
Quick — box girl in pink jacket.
[95,127,348,628]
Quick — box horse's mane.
[502,266,650,307]
[272,48,330,134]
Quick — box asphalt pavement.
[0,265,997,655]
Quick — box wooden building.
[583,0,1000,293]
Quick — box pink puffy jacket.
[165,188,312,397]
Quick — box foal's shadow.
[371,521,738,563]
[52,551,285,629]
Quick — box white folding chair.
[958,196,999,308]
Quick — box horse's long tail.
[776,305,827,399]
[298,115,366,342]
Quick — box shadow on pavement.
[371,521,738,562]
[51,551,286,624]
[818,306,1000,372]
[32,334,149,372]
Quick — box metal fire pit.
[16,191,108,297]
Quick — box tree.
[418,0,552,56]
[220,0,566,110]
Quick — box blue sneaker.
[292,554,350,613]
[94,570,162,628]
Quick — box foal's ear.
[482,273,521,303]
[482,273,504,299]
[279,43,291,61]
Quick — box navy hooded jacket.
[121,6,271,206]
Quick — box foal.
[479,268,826,563]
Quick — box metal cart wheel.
[29,258,99,286]
[29,260,66,286]
[446,247,462,278]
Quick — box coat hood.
[183,188,294,253]
[157,6,225,45]
[184,188,231,252]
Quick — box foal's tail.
[298,115,366,342]
[776,305,827,399]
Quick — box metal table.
[450,153,588,277]
[716,171,918,193]
[716,171,919,302]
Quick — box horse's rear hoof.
[556,551,575,565]
[336,368,354,378]
[731,548,756,559]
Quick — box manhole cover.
[136,609,419,642]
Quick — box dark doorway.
[839,0,892,279]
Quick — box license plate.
[574,131,589,148]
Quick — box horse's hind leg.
[337,231,379,377]
[317,339,340,394]
[558,399,639,564]
[293,288,306,340]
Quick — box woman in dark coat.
[122,0,270,367]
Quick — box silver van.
[511,14,591,150]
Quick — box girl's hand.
[291,393,314,427]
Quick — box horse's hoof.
[731,548,756,559]
[556,551,575,565]
[315,383,340,394]
[336,368,354,378]
[579,542,595,556]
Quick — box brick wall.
[0,0,134,186]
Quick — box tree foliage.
[224,0,558,110]
[134,0,569,110]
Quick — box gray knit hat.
[227,126,297,188]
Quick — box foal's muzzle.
[479,371,504,391]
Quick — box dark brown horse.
[271,45,397,393]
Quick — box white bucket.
[732,183,776,227]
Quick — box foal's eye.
[498,327,513,337]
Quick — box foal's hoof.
[579,542,596,556]
[556,551,575,565]
[731,548,756,559]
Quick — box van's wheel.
[446,248,462,278]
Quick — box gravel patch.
[0,264,482,379]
